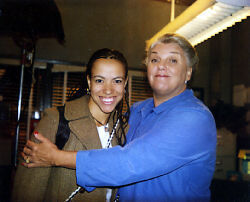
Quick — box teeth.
[102,98,113,102]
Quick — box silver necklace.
[92,116,109,132]
[91,113,110,132]
[65,119,119,202]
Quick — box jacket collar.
[63,95,119,149]
[64,96,90,121]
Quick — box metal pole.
[170,0,175,22]
[14,47,26,167]
[63,71,68,105]
[26,46,36,140]
[26,80,34,140]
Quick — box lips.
[100,97,114,105]
[155,74,169,77]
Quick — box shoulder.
[169,96,215,128]
[155,97,216,144]
[32,107,60,142]
[172,90,212,115]
[64,96,89,120]
[65,96,88,108]
[43,107,59,120]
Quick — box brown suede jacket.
[12,95,123,202]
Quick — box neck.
[92,113,110,126]
[153,86,186,107]
[88,100,110,126]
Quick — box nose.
[158,61,167,71]
[103,82,112,95]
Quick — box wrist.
[52,150,77,169]
[52,148,62,166]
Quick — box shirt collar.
[139,89,193,116]
[140,98,154,118]
[153,89,193,114]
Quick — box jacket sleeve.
[76,107,216,191]
[11,108,59,202]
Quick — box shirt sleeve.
[76,108,216,190]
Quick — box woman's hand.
[22,132,58,168]
[22,132,77,169]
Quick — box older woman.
[22,33,216,201]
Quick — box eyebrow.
[92,75,125,79]
[151,51,181,55]
[92,75,105,79]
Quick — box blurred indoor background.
[0,0,249,201]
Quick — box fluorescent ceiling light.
[146,0,250,48]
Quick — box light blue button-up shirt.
[76,89,217,202]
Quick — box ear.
[87,75,91,89]
[186,67,192,82]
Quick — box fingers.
[21,151,31,160]
[20,131,58,168]
[22,141,37,164]
[33,131,50,144]
[22,162,36,168]
[21,152,27,159]
[21,153,31,168]
[21,151,31,162]
[22,162,31,168]
[22,141,36,165]
[22,162,46,168]
[21,152,45,168]
[23,144,32,155]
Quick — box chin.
[100,105,116,114]
[152,87,170,95]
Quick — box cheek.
[179,68,187,78]
[147,67,153,78]
[90,84,101,94]
[170,67,181,76]
[117,85,126,95]
[147,70,155,84]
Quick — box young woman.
[22,34,217,201]
[12,48,130,202]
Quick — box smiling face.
[147,42,192,106]
[87,58,127,117]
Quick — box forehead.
[149,42,184,56]
[91,58,126,76]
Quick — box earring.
[87,88,91,95]
[185,80,187,84]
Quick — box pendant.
[104,125,109,132]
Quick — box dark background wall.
[0,0,187,67]
[195,18,250,105]
[0,0,249,106]
[0,1,249,200]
